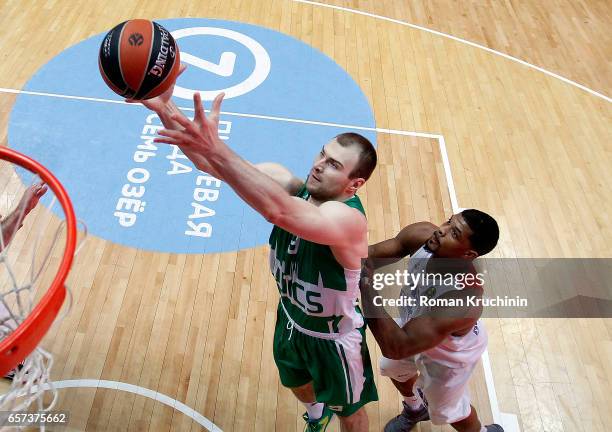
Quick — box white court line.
[437,139,520,431]
[0,87,127,105]
[293,0,611,104]
[437,136,459,213]
[32,379,223,431]
[0,86,442,138]
[1,85,517,429]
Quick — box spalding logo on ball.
[98,19,180,100]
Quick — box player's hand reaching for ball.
[125,63,187,114]
[154,92,226,170]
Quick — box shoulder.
[255,162,304,195]
[342,194,366,215]
[317,201,367,243]
[319,200,367,225]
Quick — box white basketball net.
[0,165,83,430]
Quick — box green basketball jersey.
[269,185,365,338]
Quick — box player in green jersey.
[141,85,378,431]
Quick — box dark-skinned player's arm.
[361,221,477,359]
[131,65,303,195]
[367,221,438,269]
[360,269,480,359]
[153,92,365,247]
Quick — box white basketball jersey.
[398,245,487,368]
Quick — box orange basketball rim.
[0,146,77,376]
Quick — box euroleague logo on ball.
[128,32,144,46]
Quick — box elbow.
[382,347,406,360]
[264,199,295,226]
[385,344,419,360]
[262,195,294,225]
[380,335,424,360]
[381,347,400,360]
[379,341,404,360]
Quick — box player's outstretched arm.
[253,162,304,195]
[273,199,366,246]
[154,92,363,245]
[370,314,477,360]
[133,75,301,191]
[0,182,47,251]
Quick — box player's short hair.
[335,132,377,181]
[461,209,499,256]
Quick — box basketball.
[98,19,180,100]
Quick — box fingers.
[157,128,183,139]
[190,91,224,126]
[153,136,181,146]
[35,184,48,198]
[155,128,194,147]
[20,182,47,204]
[212,92,225,114]
[125,97,149,105]
[193,92,205,124]
[170,113,198,133]
[156,128,184,143]
[154,136,196,150]
[208,92,225,124]
[154,132,184,146]
[125,98,155,112]
[27,182,45,194]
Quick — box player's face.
[306,139,361,201]
[427,213,477,258]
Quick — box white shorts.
[379,322,487,425]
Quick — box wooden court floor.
[0,1,610,431]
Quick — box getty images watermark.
[361,258,612,319]
[370,268,527,309]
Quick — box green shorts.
[273,304,378,417]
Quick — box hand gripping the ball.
[125,63,187,112]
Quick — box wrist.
[161,101,178,118]
[208,141,232,168]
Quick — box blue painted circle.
[9,18,376,253]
